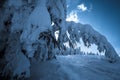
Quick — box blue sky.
[66,0,120,54]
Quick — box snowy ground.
[30,55,120,80]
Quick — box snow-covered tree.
[0,0,65,79]
[65,21,119,62]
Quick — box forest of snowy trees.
[0,0,119,79]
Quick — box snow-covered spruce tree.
[65,21,119,62]
[46,0,119,63]
[0,0,60,79]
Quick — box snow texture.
[30,55,120,80]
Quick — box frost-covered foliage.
[46,0,67,49]
[0,0,33,79]
[0,0,65,79]
[20,0,51,58]
[65,21,119,62]
[0,0,119,79]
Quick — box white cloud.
[77,3,87,12]
[66,11,79,23]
